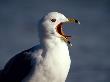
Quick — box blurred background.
[0,0,110,82]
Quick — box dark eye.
[51,19,56,22]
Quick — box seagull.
[0,12,80,82]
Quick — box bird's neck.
[39,35,68,49]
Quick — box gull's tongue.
[61,31,72,46]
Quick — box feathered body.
[0,12,71,82]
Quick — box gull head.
[38,12,80,46]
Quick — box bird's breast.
[23,40,71,82]
[41,42,71,82]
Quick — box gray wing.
[0,45,42,82]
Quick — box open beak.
[56,18,80,46]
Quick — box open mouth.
[56,23,71,42]
[56,18,80,46]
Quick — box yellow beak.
[67,18,80,24]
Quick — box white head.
[38,12,80,45]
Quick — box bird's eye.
[51,19,56,22]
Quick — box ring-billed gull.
[0,12,80,82]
